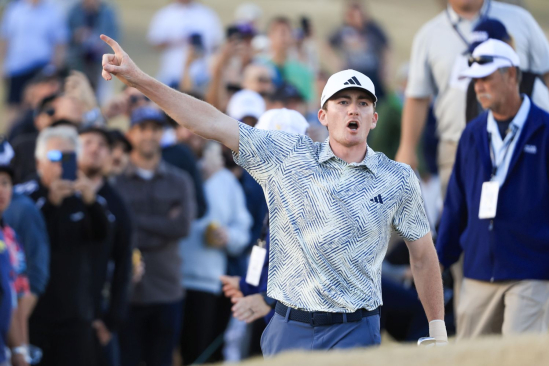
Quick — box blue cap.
[130,106,166,127]
[469,18,511,54]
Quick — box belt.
[275,302,380,327]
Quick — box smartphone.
[226,26,241,41]
[189,33,204,55]
[61,152,77,181]
[301,17,311,37]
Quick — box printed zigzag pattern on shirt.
[233,123,430,312]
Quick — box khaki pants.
[457,278,549,340]
[437,140,458,199]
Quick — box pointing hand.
[100,34,143,87]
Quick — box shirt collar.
[125,160,168,178]
[446,0,489,24]
[487,94,531,136]
[318,138,378,175]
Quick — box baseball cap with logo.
[468,18,511,54]
[320,69,377,109]
[460,39,520,80]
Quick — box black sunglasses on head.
[467,55,513,67]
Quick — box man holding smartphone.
[16,125,110,366]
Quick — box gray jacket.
[114,161,196,304]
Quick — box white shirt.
[406,0,549,142]
[233,123,430,312]
[487,95,531,187]
[147,1,223,85]
[0,0,68,75]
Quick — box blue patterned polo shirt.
[233,123,430,312]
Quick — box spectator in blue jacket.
[437,39,549,340]
[3,138,50,349]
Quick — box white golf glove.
[429,319,448,346]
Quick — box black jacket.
[18,179,110,323]
[90,181,133,332]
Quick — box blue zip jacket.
[436,101,549,282]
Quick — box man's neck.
[131,152,160,171]
[451,0,484,20]
[492,93,523,121]
[330,141,368,164]
[87,174,105,192]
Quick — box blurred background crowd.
[0,0,547,365]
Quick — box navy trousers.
[260,309,381,356]
[119,300,182,366]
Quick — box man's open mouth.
[347,121,359,130]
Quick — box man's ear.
[318,108,328,127]
[370,111,379,130]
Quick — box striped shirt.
[233,123,430,312]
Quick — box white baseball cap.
[320,69,377,108]
[459,39,520,79]
[255,108,309,135]
[227,89,266,121]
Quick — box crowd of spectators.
[0,0,547,365]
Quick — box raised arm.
[100,35,240,152]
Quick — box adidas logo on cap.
[343,76,362,86]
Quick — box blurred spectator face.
[78,132,111,177]
[449,0,484,12]
[318,89,378,148]
[127,121,163,160]
[201,141,224,179]
[52,96,84,125]
[345,3,365,28]
[36,137,76,187]
[269,20,294,52]
[176,126,206,158]
[0,172,12,215]
[83,0,100,10]
[125,88,151,115]
[242,64,273,96]
[474,68,517,112]
[110,142,130,176]
[35,101,56,131]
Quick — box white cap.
[255,108,309,135]
[320,69,377,108]
[459,39,520,79]
[234,3,263,24]
[227,89,266,121]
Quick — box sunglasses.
[47,150,62,162]
[40,107,55,117]
[467,55,513,67]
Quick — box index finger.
[100,34,123,54]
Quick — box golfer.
[100,34,448,355]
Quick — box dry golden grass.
[232,333,549,366]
